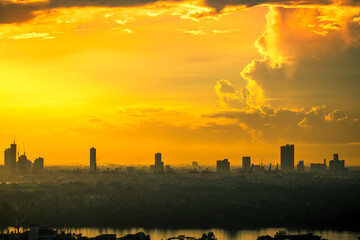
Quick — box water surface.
[67,227,359,240]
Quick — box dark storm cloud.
[0,0,182,24]
[203,0,360,12]
[1,0,360,24]
[0,2,41,24]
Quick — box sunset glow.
[0,0,359,166]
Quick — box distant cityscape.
[2,140,347,175]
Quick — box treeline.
[0,173,359,230]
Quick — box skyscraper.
[90,147,96,172]
[281,144,294,171]
[4,148,11,171]
[17,153,32,174]
[151,152,164,172]
[4,142,18,174]
[329,153,345,171]
[242,156,251,171]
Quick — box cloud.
[111,27,133,34]
[236,6,360,112]
[297,117,311,128]
[203,0,360,12]
[325,110,348,122]
[114,16,136,25]
[0,0,182,24]
[2,0,360,24]
[7,32,53,39]
[205,5,360,146]
[177,29,206,35]
[212,29,237,35]
[215,79,250,109]
[205,105,360,144]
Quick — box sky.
[0,0,359,167]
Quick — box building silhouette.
[192,161,199,168]
[18,153,32,174]
[329,154,345,171]
[310,159,326,172]
[10,142,17,174]
[242,156,251,171]
[297,160,304,171]
[281,144,294,171]
[216,159,230,174]
[4,148,11,171]
[90,147,96,172]
[33,157,44,173]
[150,152,164,172]
[4,142,17,174]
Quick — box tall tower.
[10,142,17,174]
[242,156,251,171]
[90,147,96,172]
[281,144,294,172]
[155,153,162,165]
[154,152,164,172]
[4,148,11,171]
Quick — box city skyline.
[1,139,352,169]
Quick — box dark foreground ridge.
[0,172,359,230]
[257,231,327,240]
[0,226,218,240]
[0,226,329,240]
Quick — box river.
[64,228,359,240]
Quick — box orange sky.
[0,0,359,166]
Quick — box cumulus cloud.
[207,5,360,145]
[215,79,250,108]
[239,6,360,109]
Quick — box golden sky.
[0,0,359,166]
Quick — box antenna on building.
[14,133,16,144]
[23,142,26,155]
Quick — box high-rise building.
[4,142,17,174]
[10,142,17,174]
[151,152,164,172]
[216,159,230,174]
[4,148,11,171]
[33,157,44,173]
[17,154,32,174]
[90,147,96,172]
[242,156,251,171]
[329,154,345,171]
[281,144,294,171]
